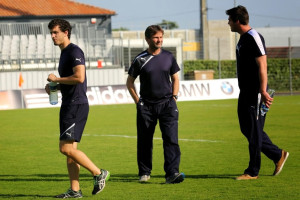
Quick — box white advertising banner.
[177,78,239,101]
[0,78,239,110]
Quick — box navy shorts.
[59,103,89,142]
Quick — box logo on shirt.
[75,58,82,62]
[236,44,241,56]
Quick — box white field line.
[84,134,220,143]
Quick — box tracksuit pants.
[136,98,181,178]
[238,92,282,176]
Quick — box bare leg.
[59,141,101,190]
[67,142,81,191]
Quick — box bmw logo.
[221,81,234,95]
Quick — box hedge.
[183,59,300,92]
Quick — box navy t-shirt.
[128,49,180,104]
[236,29,267,93]
[58,43,88,105]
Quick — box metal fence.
[1,22,299,94]
[184,36,300,94]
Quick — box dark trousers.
[238,92,282,176]
[136,98,181,178]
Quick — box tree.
[112,27,129,31]
[157,20,178,30]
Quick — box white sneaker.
[139,175,150,182]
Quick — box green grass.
[0,96,299,199]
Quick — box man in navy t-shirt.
[226,6,289,180]
[57,43,88,105]
[127,25,184,184]
[45,18,109,198]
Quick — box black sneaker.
[92,169,110,195]
[166,172,185,184]
[54,188,83,198]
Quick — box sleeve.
[251,34,266,58]
[71,47,85,68]
[128,57,140,78]
[169,55,180,75]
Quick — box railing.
[0,22,123,71]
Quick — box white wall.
[256,26,300,47]
[0,68,125,91]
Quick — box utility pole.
[200,0,209,59]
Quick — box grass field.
[0,95,299,200]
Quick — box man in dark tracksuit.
[126,25,184,184]
[226,6,289,180]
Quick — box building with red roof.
[0,0,116,35]
[0,0,118,70]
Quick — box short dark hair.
[48,18,72,39]
[145,25,164,39]
[225,5,249,25]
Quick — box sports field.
[0,95,299,199]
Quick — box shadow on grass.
[109,174,165,183]
[0,173,243,198]
[0,174,85,199]
[108,174,242,182]
[0,174,69,182]
[0,194,54,198]
[0,173,240,182]
[0,173,144,183]
[186,174,240,180]
[0,173,158,198]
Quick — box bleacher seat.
[0,36,2,53]
[1,35,11,60]
[10,35,20,59]
[20,35,28,59]
[94,45,103,57]
[71,34,78,45]
[0,26,114,70]
[88,44,95,57]
[45,34,53,59]
[37,34,45,59]
[27,35,37,59]
[77,38,86,54]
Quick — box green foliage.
[157,19,179,30]
[183,59,300,92]
[183,60,236,80]
[268,59,300,91]
[0,96,299,199]
[112,27,130,31]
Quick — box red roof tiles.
[0,0,116,17]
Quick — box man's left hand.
[261,91,273,108]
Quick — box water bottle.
[49,82,58,105]
[260,89,275,116]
